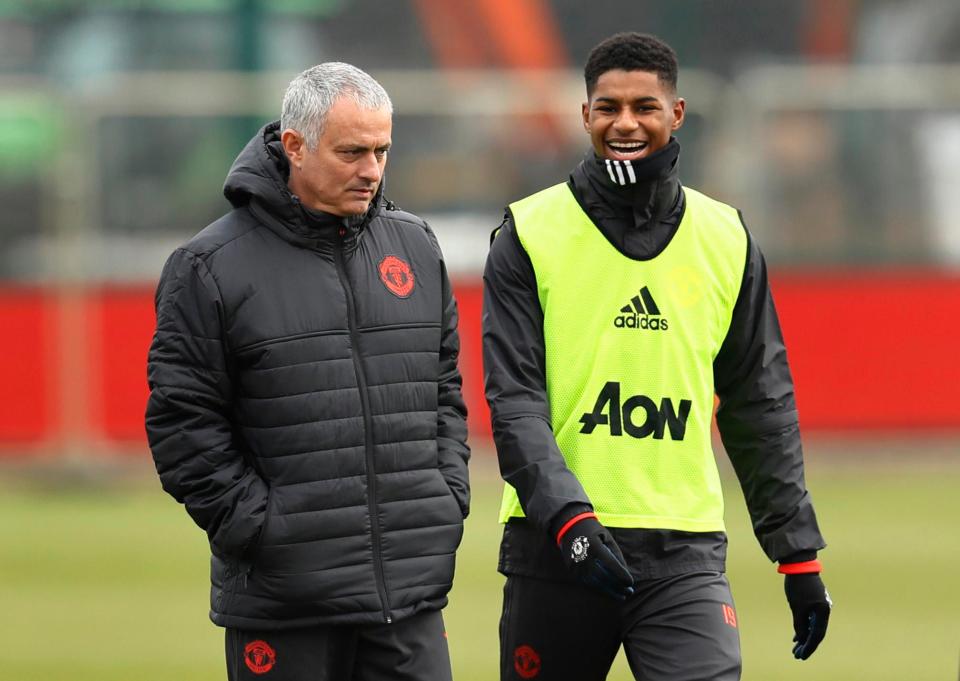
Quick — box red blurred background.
[3,270,958,456]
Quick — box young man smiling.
[483,33,831,680]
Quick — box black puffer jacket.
[146,122,470,630]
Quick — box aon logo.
[579,381,691,440]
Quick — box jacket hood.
[224,121,295,214]
[222,121,385,247]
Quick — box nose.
[613,109,639,134]
[357,151,383,184]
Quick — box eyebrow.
[337,142,392,151]
[594,95,661,105]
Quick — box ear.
[581,101,590,132]
[281,129,306,169]
[671,97,686,131]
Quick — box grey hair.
[281,62,393,150]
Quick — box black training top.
[483,139,825,581]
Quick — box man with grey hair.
[146,62,470,680]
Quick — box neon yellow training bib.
[499,183,747,532]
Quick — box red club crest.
[513,644,541,679]
[244,640,276,675]
[378,255,415,298]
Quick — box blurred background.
[0,1,958,679]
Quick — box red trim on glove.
[555,512,597,546]
[777,559,823,574]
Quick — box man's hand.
[784,572,832,660]
[556,513,634,600]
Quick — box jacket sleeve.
[424,223,471,518]
[483,215,592,534]
[714,225,826,563]
[145,248,268,558]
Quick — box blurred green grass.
[1,444,958,681]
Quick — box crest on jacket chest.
[378,255,415,298]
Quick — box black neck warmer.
[568,138,685,260]
[581,137,681,227]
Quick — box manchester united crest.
[378,255,415,298]
[570,535,590,563]
[244,640,276,675]
[514,644,541,679]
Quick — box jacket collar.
[224,120,383,253]
[572,137,682,229]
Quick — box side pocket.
[215,559,234,612]
[455,490,468,520]
[438,469,467,519]
[220,557,243,616]
[249,486,276,556]
[235,488,275,589]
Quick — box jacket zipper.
[332,228,393,625]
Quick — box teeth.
[608,142,645,151]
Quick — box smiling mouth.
[605,140,648,159]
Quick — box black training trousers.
[226,609,452,681]
[500,572,741,681]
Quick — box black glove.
[557,515,634,600]
[784,572,832,660]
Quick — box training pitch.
[1,441,958,680]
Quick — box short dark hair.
[584,32,678,96]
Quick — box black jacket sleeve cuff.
[779,550,818,565]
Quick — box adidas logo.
[614,286,669,330]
